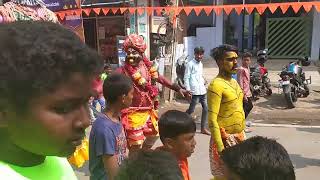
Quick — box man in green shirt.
[0,22,103,179]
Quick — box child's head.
[242,52,252,67]
[0,22,103,157]
[116,150,183,180]
[221,136,295,180]
[159,110,196,159]
[103,73,133,109]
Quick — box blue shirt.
[184,59,207,95]
[89,113,127,180]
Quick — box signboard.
[43,0,79,12]
[61,15,85,42]
[116,36,126,67]
[152,16,166,34]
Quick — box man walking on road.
[184,47,210,135]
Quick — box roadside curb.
[251,122,320,129]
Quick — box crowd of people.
[0,20,297,180]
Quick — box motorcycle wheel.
[303,84,310,97]
[250,84,258,101]
[266,88,272,96]
[283,84,296,109]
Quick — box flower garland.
[124,57,160,109]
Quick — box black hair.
[242,52,252,59]
[194,46,205,54]
[0,21,103,110]
[103,73,133,104]
[116,150,183,180]
[221,136,295,180]
[104,64,111,69]
[210,44,238,62]
[159,110,196,142]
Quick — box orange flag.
[314,3,320,12]
[193,7,203,16]
[93,8,101,15]
[245,5,255,15]
[213,7,222,16]
[137,8,145,16]
[111,8,118,14]
[223,6,233,15]
[176,7,183,16]
[267,4,278,14]
[154,7,163,16]
[74,9,81,16]
[302,4,312,13]
[83,8,91,16]
[120,8,127,14]
[101,8,109,15]
[234,5,243,15]
[256,5,267,15]
[183,7,193,16]
[146,7,153,16]
[57,12,65,20]
[291,3,302,13]
[128,7,136,15]
[279,3,290,14]
[203,6,213,16]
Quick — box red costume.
[118,34,183,147]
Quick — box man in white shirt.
[184,47,210,135]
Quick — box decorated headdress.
[123,34,147,54]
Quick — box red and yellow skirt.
[209,128,246,177]
[121,107,159,147]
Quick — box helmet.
[300,56,311,66]
[257,49,268,57]
[257,49,268,64]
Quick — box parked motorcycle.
[249,49,272,100]
[278,57,311,108]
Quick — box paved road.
[75,126,320,180]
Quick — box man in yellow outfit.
[207,45,246,180]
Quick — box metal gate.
[266,17,312,59]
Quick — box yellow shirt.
[207,77,245,152]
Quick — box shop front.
[81,0,132,68]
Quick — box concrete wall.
[183,14,223,60]
[311,10,320,61]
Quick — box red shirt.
[237,66,252,98]
[92,77,103,98]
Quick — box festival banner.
[43,0,79,12]
[44,0,85,42]
[61,14,85,42]
[53,1,320,19]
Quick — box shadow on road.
[254,93,288,110]
[296,128,320,134]
[290,154,320,169]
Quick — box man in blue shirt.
[184,47,210,135]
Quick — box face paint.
[221,51,239,75]
[126,48,142,66]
